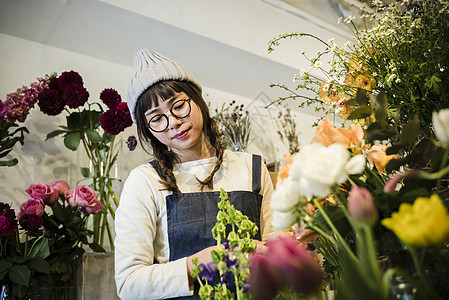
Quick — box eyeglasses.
[147,98,192,132]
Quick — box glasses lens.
[148,115,168,132]
[171,99,191,118]
[148,99,191,132]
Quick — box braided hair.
[135,81,225,192]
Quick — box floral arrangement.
[0,75,51,166]
[190,189,258,299]
[38,70,134,250]
[190,190,324,300]
[270,89,449,299]
[0,180,103,298]
[268,0,449,134]
[213,100,251,152]
[274,105,300,155]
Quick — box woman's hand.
[186,245,218,285]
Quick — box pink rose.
[80,198,105,214]
[17,198,45,219]
[25,182,58,205]
[51,180,70,197]
[66,185,104,214]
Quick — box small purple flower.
[198,262,216,282]
[126,136,138,151]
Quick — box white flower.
[314,61,322,68]
[291,143,351,198]
[271,209,297,230]
[345,155,366,174]
[388,74,397,82]
[322,83,330,92]
[271,177,304,212]
[345,41,351,47]
[344,16,354,24]
[331,44,337,51]
[433,109,449,145]
[299,69,306,77]
[292,74,297,83]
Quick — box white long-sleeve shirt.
[114,150,274,299]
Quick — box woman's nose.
[167,113,183,129]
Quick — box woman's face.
[144,92,206,157]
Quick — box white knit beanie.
[127,49,202,124]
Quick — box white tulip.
[433,109,449,145]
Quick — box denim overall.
[150,154,263,299]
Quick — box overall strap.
[252,154,262,194]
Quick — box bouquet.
[0,180,103,299]
[38,70,134,250]
[270,91,449,299]
[213,100,251,152]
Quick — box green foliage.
[191,189,258,300]
[0,120,29,167]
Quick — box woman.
[114,49,274,299]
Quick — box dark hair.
[135,80,224,192]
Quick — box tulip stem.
[409,247,441,300]
[436,147,449,193]
[312,199,359,264]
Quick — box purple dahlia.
[38,88,65,116]
[100,88,122,109]
[58,70,83,90]
[63,84,89,109]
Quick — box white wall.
[0,0,349,207]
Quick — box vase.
[76,139,123,252]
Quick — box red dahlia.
[63,84,89,109]
[38,88,65,116]
[100,88,122,109]
[58,70,83,90]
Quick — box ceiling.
[0,0,361,109]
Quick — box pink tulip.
[249,235,323,298]
[51,180,70,197]
[25,182,58,205]
[17,198,45,219]
[249,252,280,300]
[348,186,378,225]
[267,235,323,296]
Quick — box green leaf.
[399,115,420,145]
[88,242,106,253]
[66,112,82,131]
[64,132,81,151]
[347,105,372,120]
[9,265,31,286]
[355,88,369,106]
[86,129,102,143]
[0,158,19,167]
[45,129,67,141]
[80,167,90,178]
[0,259,12,280]
[26,257,51,275]
[366,123,397,142]
[28,237,50,259]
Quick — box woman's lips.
[173,130,188,139]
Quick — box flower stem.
[312,199,358,264]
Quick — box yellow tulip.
[381,194,449,248]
